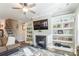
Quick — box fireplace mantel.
[33,31,53,49]
[36,35,46,49]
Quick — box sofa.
[0,35,20,56]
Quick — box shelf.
[63,28,73,29]
[53,34,73,36]
[62,21,74,23]
[53,21,74,24]
[27,33,32,34]
[53,46,73,52]
[53,40,73,43]
[53,28,73,30]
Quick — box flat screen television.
[33,19,48,30]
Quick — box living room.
[0,3,79,56]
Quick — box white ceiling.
[0,3,78,21]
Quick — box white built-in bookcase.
[26,21,33,44]
[50,14,76,53]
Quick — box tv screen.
[33,19,48,30]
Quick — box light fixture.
[23,7,29,12]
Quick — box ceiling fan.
[12,3,36,14]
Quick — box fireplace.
[36,35,46,49]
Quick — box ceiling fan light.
[23,7,28,12]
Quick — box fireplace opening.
[36,35,46,49]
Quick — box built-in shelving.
[26,21,33,44]
[52,14,75,53]
[53,28,73,30]
[53,34,73,36]
[53,46,73,52]
[53,40,73,43]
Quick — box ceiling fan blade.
[24,3,28,6]
[12,7,22,9]
[20,3,28,7]
[30,10,36,14]
[28,3,36,8]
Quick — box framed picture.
[57,24,61,28]
[22,23,26,30]
[0,29,3,37]
[58,30,63,34]
[68,38,72,41]
[64,23,69,28]
[53,25,56,28]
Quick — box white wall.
[16,21,27,42]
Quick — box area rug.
[9,46,64,56]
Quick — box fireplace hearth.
[36,35,46,49]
